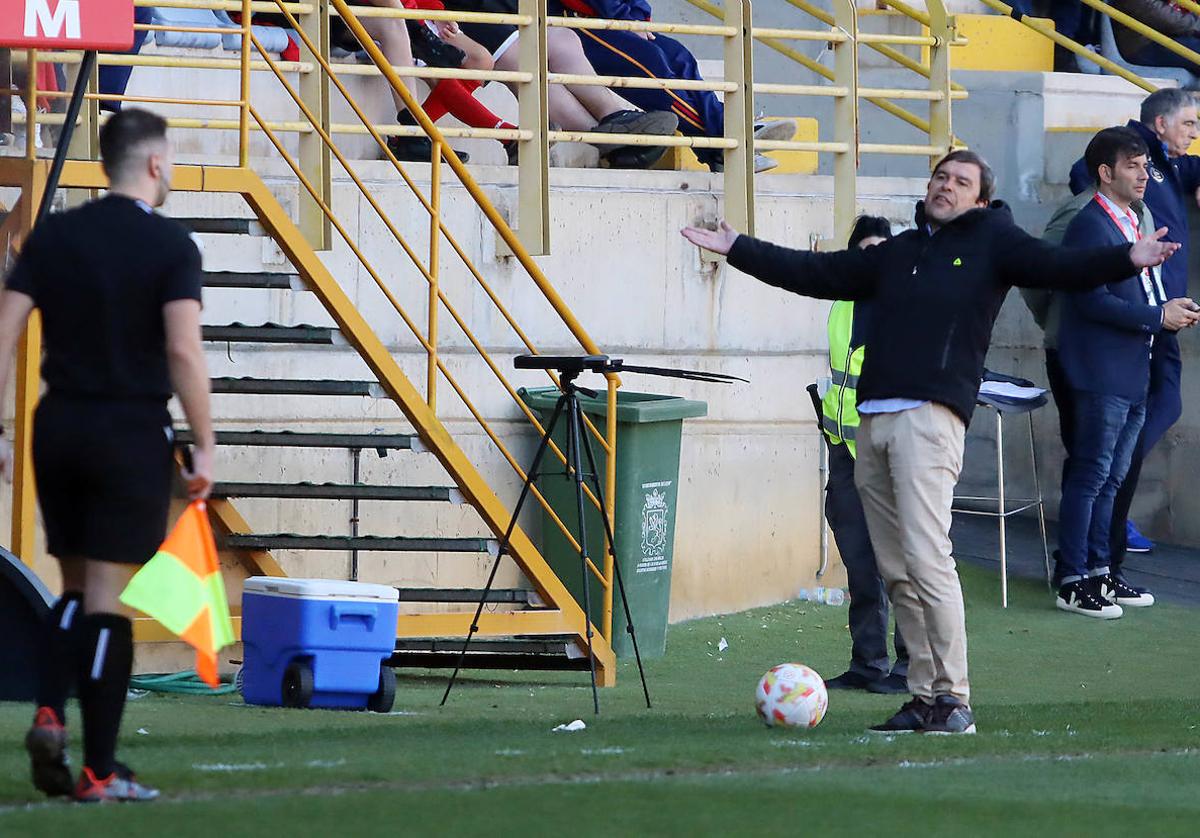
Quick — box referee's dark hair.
[1085,125,1150,186]
[99,108,169,183]
[848,215,892,249]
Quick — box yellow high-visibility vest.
[821,300,864,458]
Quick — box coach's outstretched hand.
[1131,227,1182,268]
[681,220,740,256]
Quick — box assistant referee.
[0,109,215,802]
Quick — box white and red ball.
[755,663,828,728]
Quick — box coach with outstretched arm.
[681,150,1179,736]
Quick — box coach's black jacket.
[726,201,1138,425]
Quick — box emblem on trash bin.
[640,488,669,559]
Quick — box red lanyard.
[1093,192,1141,243]
[1092,193,1164,305]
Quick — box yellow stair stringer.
[222,168,617,686]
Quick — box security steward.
[819,216,908,695]
[0,109,214,802]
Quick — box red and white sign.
[0,0,135,51]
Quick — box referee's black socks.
[76,613,133,778]
[35,592,84,723]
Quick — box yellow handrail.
[254,2,617,586]
[1079,0,1200,70]
[680,0,954,142]
[975,0,1155,92]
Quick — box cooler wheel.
[282,660,314,709]
[367,665,397,713]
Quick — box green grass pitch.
[1,562,1196,836]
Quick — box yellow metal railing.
[975,0,1200,93]
[1,0,972,643]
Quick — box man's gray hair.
[1140,88,1196,126]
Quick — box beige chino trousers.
[853,402,970,703]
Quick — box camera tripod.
[441,355,743,714]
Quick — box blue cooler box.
[241,577,399,711]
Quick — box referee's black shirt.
[4,194,203,402]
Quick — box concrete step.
[177,429,418,450]
[389,636,590,672]
[202,271,303,291]
[211,481,461,503]
[203,323,342,346]
[221,533,498,555]
[210,377,383,397]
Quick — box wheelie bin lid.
[519,387,707,423]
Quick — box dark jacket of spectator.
[726,201,1136,425]
[556,0,652,17]
[1070,118,1200,299]
[1111,0,1200,60]
[1059,198,1162,398]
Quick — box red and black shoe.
[24,706,74,797]
[74,763,160,803]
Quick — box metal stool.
[953,393,1052,608]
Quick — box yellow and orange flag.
[120,500,236,688]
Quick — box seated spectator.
[1009,1,1098,71]
[1110,0,1200,74]
[99,7,154,112]
[256,0,480,160]
[548,0,792,172]
[440,0,679,168]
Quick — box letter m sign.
[0,0,134,51]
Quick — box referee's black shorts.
[32,392,175,565]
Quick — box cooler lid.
[243,577,399,602]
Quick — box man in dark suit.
[1068,89,1199,564]
[1056,126,1200,619]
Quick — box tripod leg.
[579,421,652,709]
[567,395,602,715]
[441,394,568,706]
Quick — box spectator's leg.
[354,1,419,114]
[422,80,514,129]
[574,29,723,167]
[98,7,151,112]
[1107,336,1180,575]
[1059,391,1126,586]
[545,27,632,123]
[855,413,936,703]
[1087,400,1146,579]
[1129,36,1200,73]
[1139,334,1183,454]
[886,404,968,704]
[1045,347,1076,489]
[826,441,891,682]
[494,45,597,131]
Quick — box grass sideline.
[0,562,1197,836]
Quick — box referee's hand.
[181,446,214,500]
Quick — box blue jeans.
[1056,392,1146,584]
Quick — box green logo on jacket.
[953,257,963,266]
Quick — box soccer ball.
[755,663,828,728]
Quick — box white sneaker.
[754,153,779,173]
[753,120,797,142]
[1056,579,1123,619]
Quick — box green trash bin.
[518,387,706,659]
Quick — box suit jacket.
[1058,198,1162,399]
[1069,120,1200,300]
[1022,188,1157,350]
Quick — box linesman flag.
[120,500,236,688]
